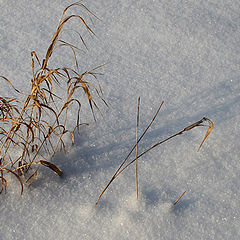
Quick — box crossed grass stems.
[0,3,213,204]
[96,98,213,205]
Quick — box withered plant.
[0,2,106,194]
[96,100,213,205]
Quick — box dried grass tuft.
[0,2,106,194]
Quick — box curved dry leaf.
[40,160,62,176]
[0,76,23,94]
[198,118,213,151]
[31,51,41,66]
[64,130,74,145]
[40,103,60,127]
[5,168,23,195]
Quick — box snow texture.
[0,0,239,239]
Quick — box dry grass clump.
[96,100,213,205]
[0,2,106,194]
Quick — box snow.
[0,0,240,239]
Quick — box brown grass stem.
[136,97,140,200]
[96,112,213,205]
[115,117,213,178]
[173,190,186,205]
[96,101,164,205]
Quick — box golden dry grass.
[0,2,106,194]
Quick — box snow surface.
[0,0,240,239]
